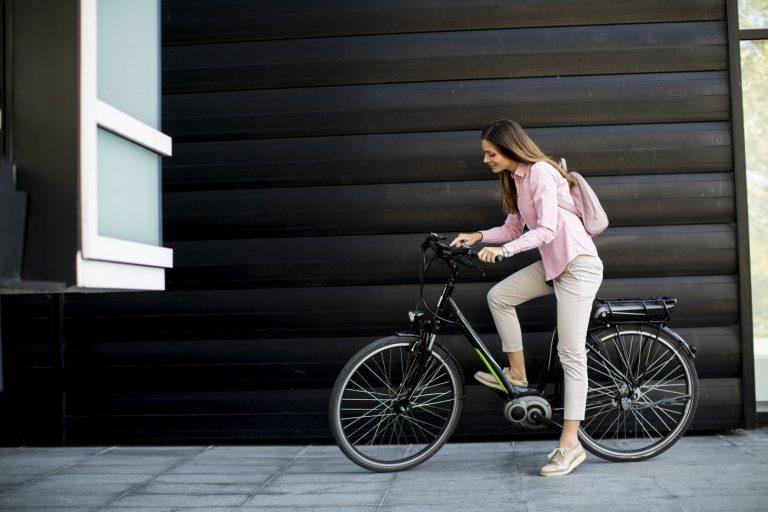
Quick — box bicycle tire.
[558,324,698,462]
[329,335,464,472]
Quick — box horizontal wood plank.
[163,22,726,92]
[59,378,740,442]
[1,1,746,443]
[162,225,736,289]
[55,275,737,346]
[165,123,732,190]
[163,72,729,142]
[163,0,724,44]
[163,173,734,240]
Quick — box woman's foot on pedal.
[474,367,527,391]
[539,443,586,477]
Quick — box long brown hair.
[481,119,575,214]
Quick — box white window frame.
[79,0,173,287]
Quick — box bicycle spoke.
[345,405,395,441]
[587,352,626,390]
[574,327,697,461]
[332,340,461,469]
[612,334,634,381]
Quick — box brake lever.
[455,244,486,277]
[463,257,486,277]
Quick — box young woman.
[450,119,603,477]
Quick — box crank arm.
[530,411,562,432]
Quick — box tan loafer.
[474,367,527,391]
[539,443,586,477]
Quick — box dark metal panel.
[2,1,745,444]
[63,389,333,442]
[686,378,743,430]
[163,0,725,44]
[162,22,727,92]
[60,378,740,442]
[0,304,3,392]
[10,0,80,284]
[59,275,737,345]
[459,378,741,435]
[165,225,736,289]
[53,321,736,442]
[163,72,730,142]
[0,295,52,363]
[62,327,739,384]
[675,326,742,379]
[165,123,733,190]
[162,174,734,240]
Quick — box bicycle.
[329,233,699,472]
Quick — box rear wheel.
[559,325,698,461]
[329,336,463,472]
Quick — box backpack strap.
[558,198,580,217]
[556,157,580,217]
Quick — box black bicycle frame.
[425,272,564,400]
[411,235,694,437]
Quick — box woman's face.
[481,140,516,174]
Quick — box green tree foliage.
[740,3,768,336]
[740,0,768,29]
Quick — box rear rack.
[592,297,676,325]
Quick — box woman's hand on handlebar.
[477,246,504,263]
[450,232,483,247]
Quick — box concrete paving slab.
[526,497,682,512]
[75,455,190,467]
[9,481,135,495]
[263,481,391,495]
[57,464,171,475]
[675,495,768,512]
[99,508,175,512]
[166,463,287,475]
[383,492,526,507]
[152,473,273,485]
[36,473,156,485]
[269,473,394,484]
[378,507,525,512]
[138,482,261,495]
[0,491,112,508]
[0,474,36,485]
[0,429,765,511]
[244,492,384,507]
[109,493,248,508]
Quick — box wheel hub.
[393,400,412,414]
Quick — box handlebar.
[423,233,503,264]
[416,233,500,317]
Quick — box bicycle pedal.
[510,385,542,397]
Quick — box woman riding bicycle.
[451,119,603,477]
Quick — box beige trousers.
[487,255,603,420]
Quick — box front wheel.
[329,336,464,472]
[559,325,698,462]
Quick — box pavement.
[0,428,766,512]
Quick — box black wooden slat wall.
[0,0,745,444]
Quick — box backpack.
[557,158,609,237]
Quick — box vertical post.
[0,300,4,393]
[726,0,757,429]
[49,293,66,443]
[1,0,5,158]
